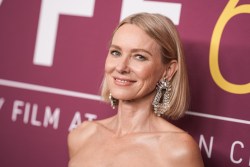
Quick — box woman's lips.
[114,77,136,86]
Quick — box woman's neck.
[112,95,158,136]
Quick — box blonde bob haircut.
[101,12,189,120]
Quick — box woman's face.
[105,24,166,101]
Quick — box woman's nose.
[115,56,130,74]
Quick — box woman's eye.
[135,54,147,61]
[110,50,121,57]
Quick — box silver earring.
[109,93,118,109]
[152,78,171,116]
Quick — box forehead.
[111,24,160,52]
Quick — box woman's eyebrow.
[131,48,153,56]
[109,44,121,50]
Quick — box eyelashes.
[134,54,147,61]
[109,49,148,61]
[110,50,121,57]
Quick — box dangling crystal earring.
[152,78,172,116]
[109,93,118,109]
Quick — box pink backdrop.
[0,0,250,166]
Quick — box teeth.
[116,79,128,83]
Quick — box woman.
[68,13,204,167]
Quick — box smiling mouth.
[116,78,129,83]
[114,78,136,86]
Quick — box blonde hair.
[101,13,189,120]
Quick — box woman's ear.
[163,60,178,81]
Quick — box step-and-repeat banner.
[0,0,249,166]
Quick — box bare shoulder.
[67,121,98,158]
[160,130,204,167]
[154,119,204,166]
[67,117,114,158]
